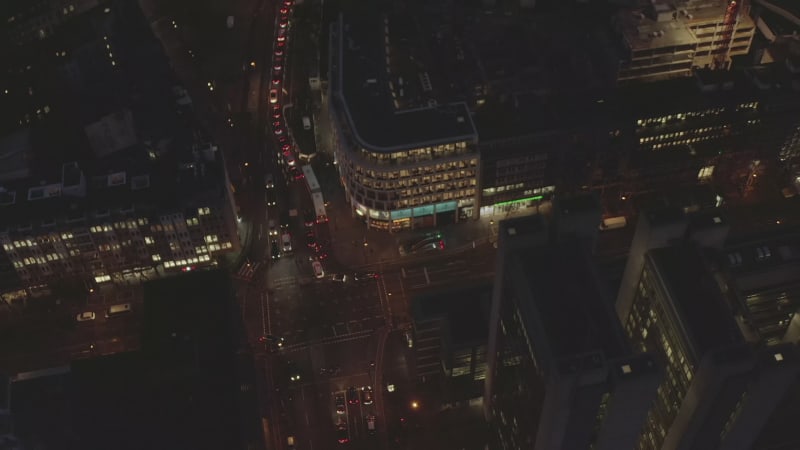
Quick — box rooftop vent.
[131,175,150,191]
[0,190,16,206]
[27,184,62,201]
[107,171,127,187]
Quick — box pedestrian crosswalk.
[234,261,261,281]
[282,329,374,353]
[270,276,297,289]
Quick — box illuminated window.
[204,235,218,244]
[144,236,154,245]
[152,254,161,262]
[186,217,199,226]
[697,166,714,181]
[94,275,111,283]
[198,207,211,216]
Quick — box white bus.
[301,165,321,194]
[312,192,328,223]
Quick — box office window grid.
[628,266,695,450]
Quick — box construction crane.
[713,0,742,69]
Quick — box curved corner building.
[326,13,479,231]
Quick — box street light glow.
[411,401,419,409]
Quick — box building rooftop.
[515,239,628,363]
[0,142,227,234]
[9,271,248,450]
[0,0,226,235]
[412,282,491,346]
[333,11,478,153]
[614,0,755,53]
[647,244,743,360]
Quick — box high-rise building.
[485,203,662,450]
[0,0,239,300]
[611,0,756,84]
[326,11,480,231]
[622,243,800,450]
[717,227,800,345]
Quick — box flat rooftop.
[647,244,743,360]
[412,283,491,346]
[0,0,227,234]
[515,239,628,362]
[333,12,478,153]
[615,0,755,52]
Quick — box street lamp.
[410,401,419,410]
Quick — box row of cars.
[333,386,377,444]
[268,0,305,183]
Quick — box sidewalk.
[313,152,544,268]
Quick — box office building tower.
[485,213,661,450]
[622,243,800,449]
[327,11,480,231]
[616,207,690,323]
[717,228,800,345]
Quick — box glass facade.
[329,106,480,231]
[625,263,695,450]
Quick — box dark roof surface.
[10,270,246,450]
[648,245,743,361]
[412,282,491,345]
[517,239,628,361]
[334,12,477,152]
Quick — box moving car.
[354,272,378,282]
[269,88,278,104]
[269,220,278,236]
[347,386,359,405]
[312,260,325,279]
[264,173,274,189]
[336,423,349,444]
[266,190,277,206]
[331,273,347,283]
[335,394,346,414]
[287,361,301,382]
[305,231,317,248]
[76,311,96,322]
[366,415,377,435]
[271,240,280,259]
[281,232,292,253]
[303,209,315,227]
[362,386,374,405]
